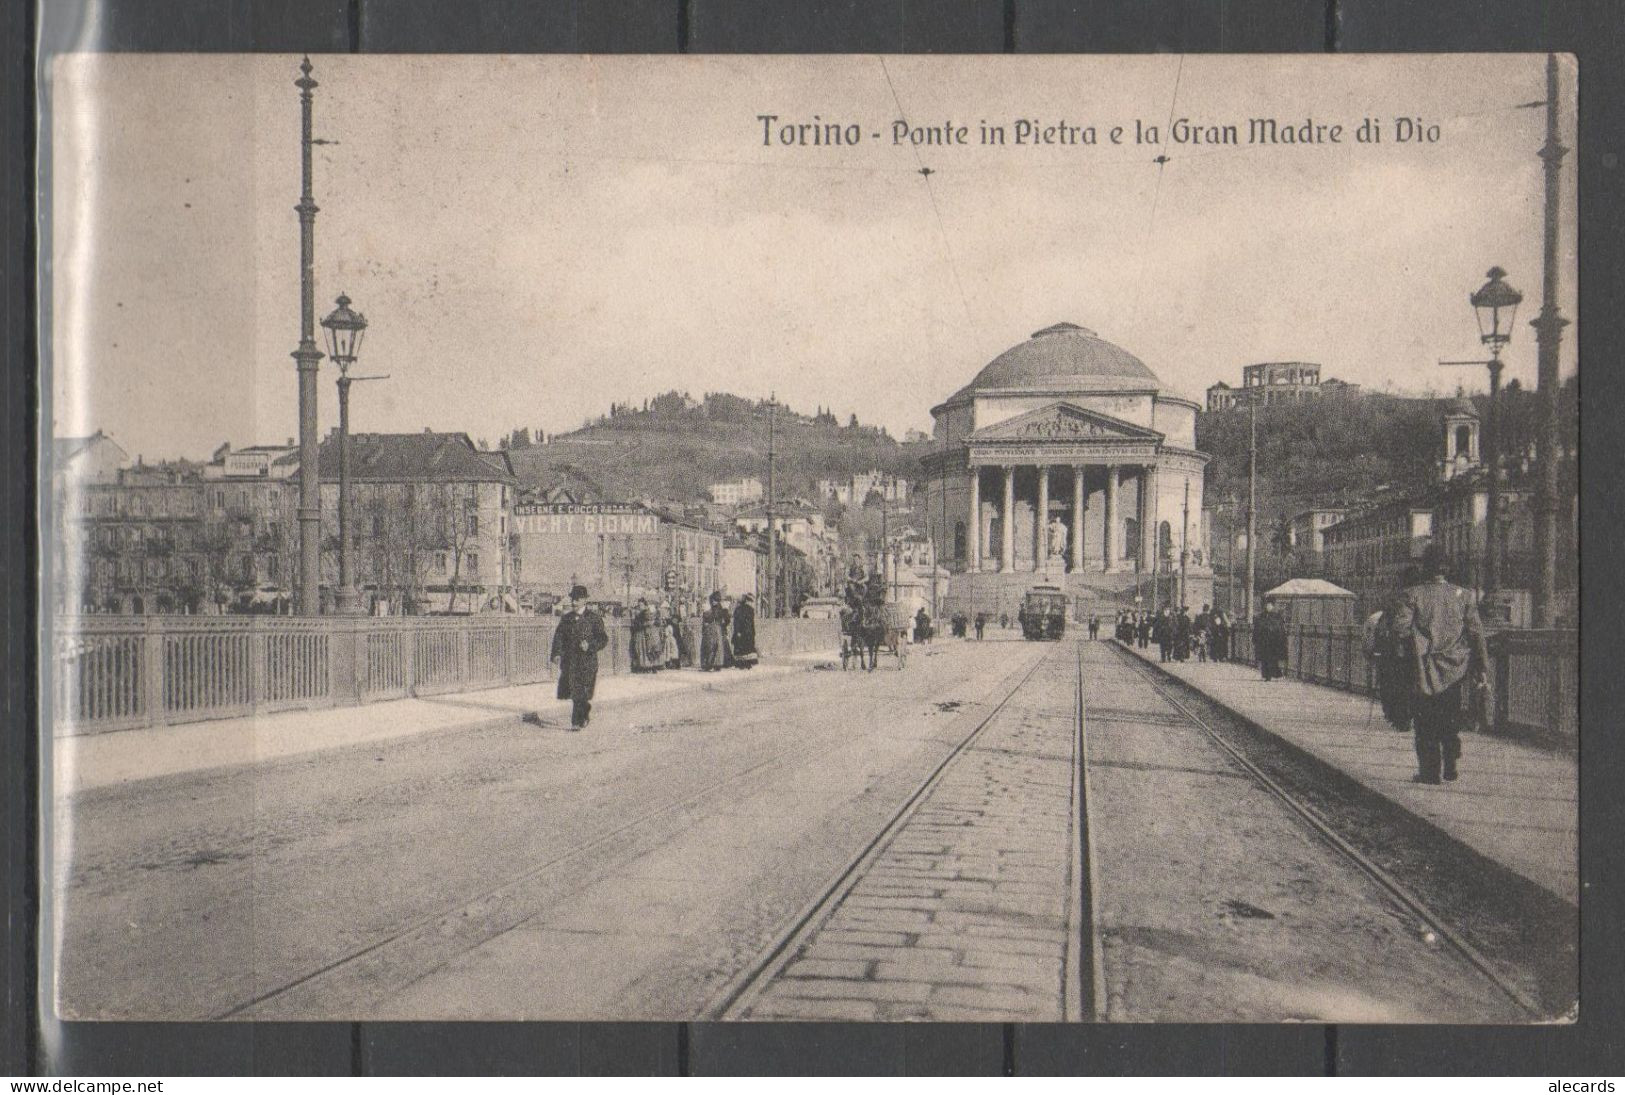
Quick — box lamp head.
[320,293,368,372]
[1470,267,1522,356]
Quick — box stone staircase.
[939,567,1213,622]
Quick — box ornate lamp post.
[1468,267,1523,601]
[292,58,325,615]
[320,293,378,615]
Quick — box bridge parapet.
[1229,624,1577,744]
[50,614,839,736]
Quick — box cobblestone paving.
[741,644,1081,1021]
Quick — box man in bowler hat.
[551,584,609,730]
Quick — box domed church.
[923,322,1212,616]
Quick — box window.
[954,521,967,560]
[467,513,479,537]
[372,514,384,536]
[436,552,448,571]
[467,553,479,576]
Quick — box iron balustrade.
[51,614,841,736]
[1226,623,1577,742]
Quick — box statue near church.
[1047,515,1069,560]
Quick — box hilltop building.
[707,476,764,507]
[922,321,1212,619]
[816,470,909,506]
[1206,362,1360,411]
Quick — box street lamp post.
[1244,388,1258,624]
[292,58,325,615]
[765,394,778,619]
[1445,266,1523,604]
[1532,54,1570,629]
[320,293,382,616]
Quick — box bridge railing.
[1228,624,1577,742]
[51,614,839,736]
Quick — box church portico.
[926,323,1211,615]
[962,459,1149,575]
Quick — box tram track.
[1104,641,1547,1021]
[705,644,1063,1021]
[212,646,1051,1021]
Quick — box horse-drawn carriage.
[841,599,910,671]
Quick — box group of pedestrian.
[947,611,992,640]
[700,590,758,672]
[629,596,688,674]
[550,584,765,732]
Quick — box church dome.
[944,323,1162,405]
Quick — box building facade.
[923,322,1211,613]
[318,431,518,614]
[1321,501,1434,610]
[511,497,724,610]
[1288,508,1347,562]
[62,440,303,615]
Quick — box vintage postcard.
[44,53,1578,1023]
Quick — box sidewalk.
[54,653,834,797]
[1117,642,1578,905]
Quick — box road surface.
[54,634,1531,1023]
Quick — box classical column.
[1141,464,1159,573]
[1035,464,1050,571]
[1103,463,1118,572]
[1000,465,1015,574]
[967,466,981,571]
[1070,464,1085,573]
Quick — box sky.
[49,53,1578,462]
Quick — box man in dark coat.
[731,593,759,668]
[1389,545,1488,784]
[1153,610,1172,662]
[551,584,609,730]
[1255,601,1288,681]
[1173,607,1193,661]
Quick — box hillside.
[501,390,924,503]
[497,378,1576,521]
[1195,376,1576,531]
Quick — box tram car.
[1020,585,1069,641]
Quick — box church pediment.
[967,402,1164,444]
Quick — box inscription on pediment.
[974,403,1159,443]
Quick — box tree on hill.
[1198,395,1444,523]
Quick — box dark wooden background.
[5,0,1622,1076]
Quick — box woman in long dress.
[630,598,657,672]
[701,593,728,671]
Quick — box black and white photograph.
[43,52,1578,1025]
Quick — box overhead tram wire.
[877,56,976,333]
[1125,54,1186,334]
